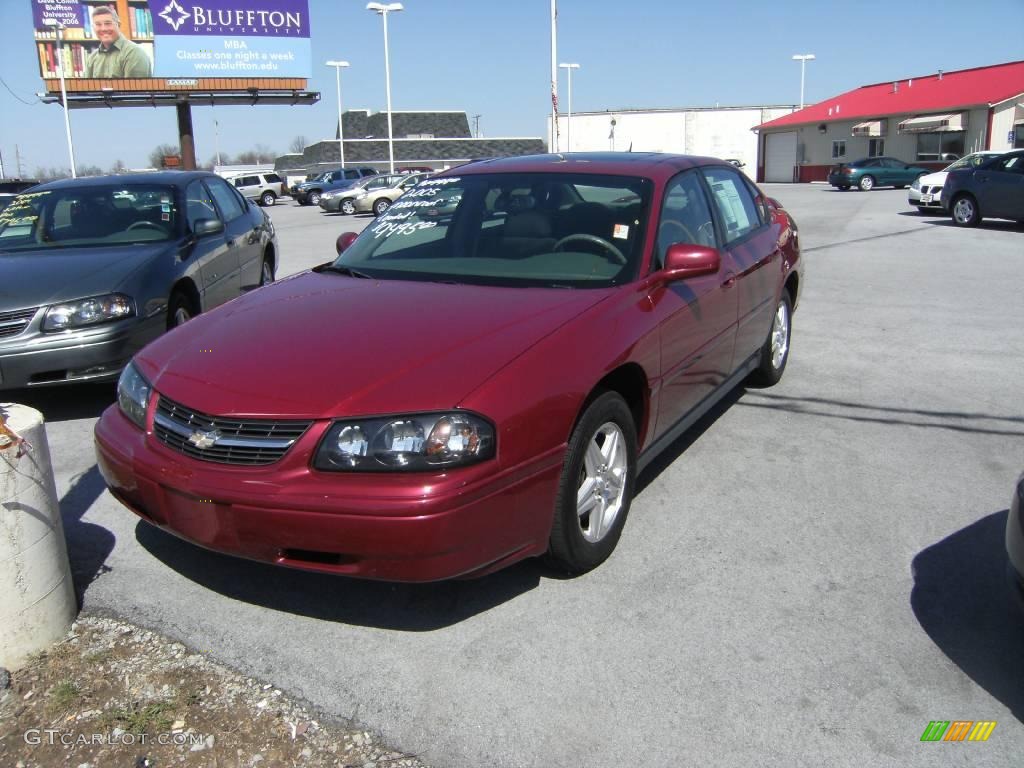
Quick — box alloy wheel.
[771,300,790,370]
[576,422,628,543]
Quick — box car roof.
[30,170,218,192]
[440,152,730,183]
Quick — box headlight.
[117,361,152,430]
[43,293,134,332]
[314,412,495,472]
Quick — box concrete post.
[0,404,77,670]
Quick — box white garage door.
[764,131,797,183]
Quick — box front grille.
[154,395,313,466]
[0,307,39,338]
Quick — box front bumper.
[94,404,561,581]
[0,315,162,389]
[909,185,943,208]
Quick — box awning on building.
[898,113,966,133]
[851,120,886,137]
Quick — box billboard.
[31,0,311,91]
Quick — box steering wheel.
[552,233,626,264]
[127,221,165,232]
[659,219,717,248]
[658,220,696,247]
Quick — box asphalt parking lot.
[14,183,1024,767]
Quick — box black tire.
[307,191,322,206]
[340,199,356,215]
[895,185,906,190]
[748,289,792,387]
[372,198,391,216]
[951,194,980,227]
[838,185,850,191]
[167,291,196,330]
[260,191,276,207]
[858,175,875,191]
[547,391,637,575]
[259,253,274,286]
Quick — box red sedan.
[95,153,803,581]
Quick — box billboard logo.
[920,721,997,742]
[158,0,191,32]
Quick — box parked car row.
[291,167,380,206]
[320,171,433,215]
[827,157,931,191]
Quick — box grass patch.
[101,700,176,735]
[47,680,82,714]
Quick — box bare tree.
[110,159,127,173]
[148,143,180,169]
[254,144,275,163]
[289,135,307,153]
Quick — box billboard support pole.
[176,99,197,170]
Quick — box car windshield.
[333,172,652,289]
[943,153,995,171]
[0,184,180,251]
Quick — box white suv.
[232,172,287,206]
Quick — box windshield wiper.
[319,264,373,279]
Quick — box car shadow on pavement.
[911,510,1024,723]
[920,218,1024,231]
[61,464,116,605]
[5,382,117,423]
[134,521,546,631]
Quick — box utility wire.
[0,77,42,106]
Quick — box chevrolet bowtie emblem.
[187,429,220,449]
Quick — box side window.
[185,180,219,231]
[344,169,361,180]
[702,167,762,246]
[205,177,245,223]
[655,171,716,268]
[742,177,770,225]
[996,155,1024,174]
[265,173,281,184]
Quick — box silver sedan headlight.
[117,361,152,430]
[314,412,495,471]
[42,293,134,332]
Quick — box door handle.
[723,272,737,289]
[226,238,236,247]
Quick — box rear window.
[265,173,281,183]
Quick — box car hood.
[0,243,172,310]
[918,171,949,187]
[137,271,611,418]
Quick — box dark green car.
[828,156,931,191]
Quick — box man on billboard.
[84,5,152,78]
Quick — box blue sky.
[1,0,1023,173]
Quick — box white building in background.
[547,105,797,169]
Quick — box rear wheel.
[260,191,276,207]
[372,198,391,216]
[167,291,196,330]
[340,199,356,215]
[858,175,875,191]
[951,194,980,227]
[547,391,637,575]
[749,289,792,386]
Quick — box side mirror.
[193,218,224,237]
[336,231,359,255]
[662,243,721,281]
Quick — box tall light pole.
[558,62,579,152]
[44,19,77,177]
[325,60,350,167]
[792,53,815,110]
[366,3,403,174]
[550,0,558,152]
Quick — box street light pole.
[792,53,815,110]
[44,19,77,177]
[325,60,350,167]
[366,3,403,174]
[558,63,579,152]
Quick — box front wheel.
[372,198,391,216]
[838,185,850,191]
[340,199,356,215]
[307,191,322,206]
[260,191,276,207]
[259,253,274,286]
[547,391,637,575]
[748,289,792,387]
[951,195,980,227]
[167,291,195,330]
[858,175,875,191]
